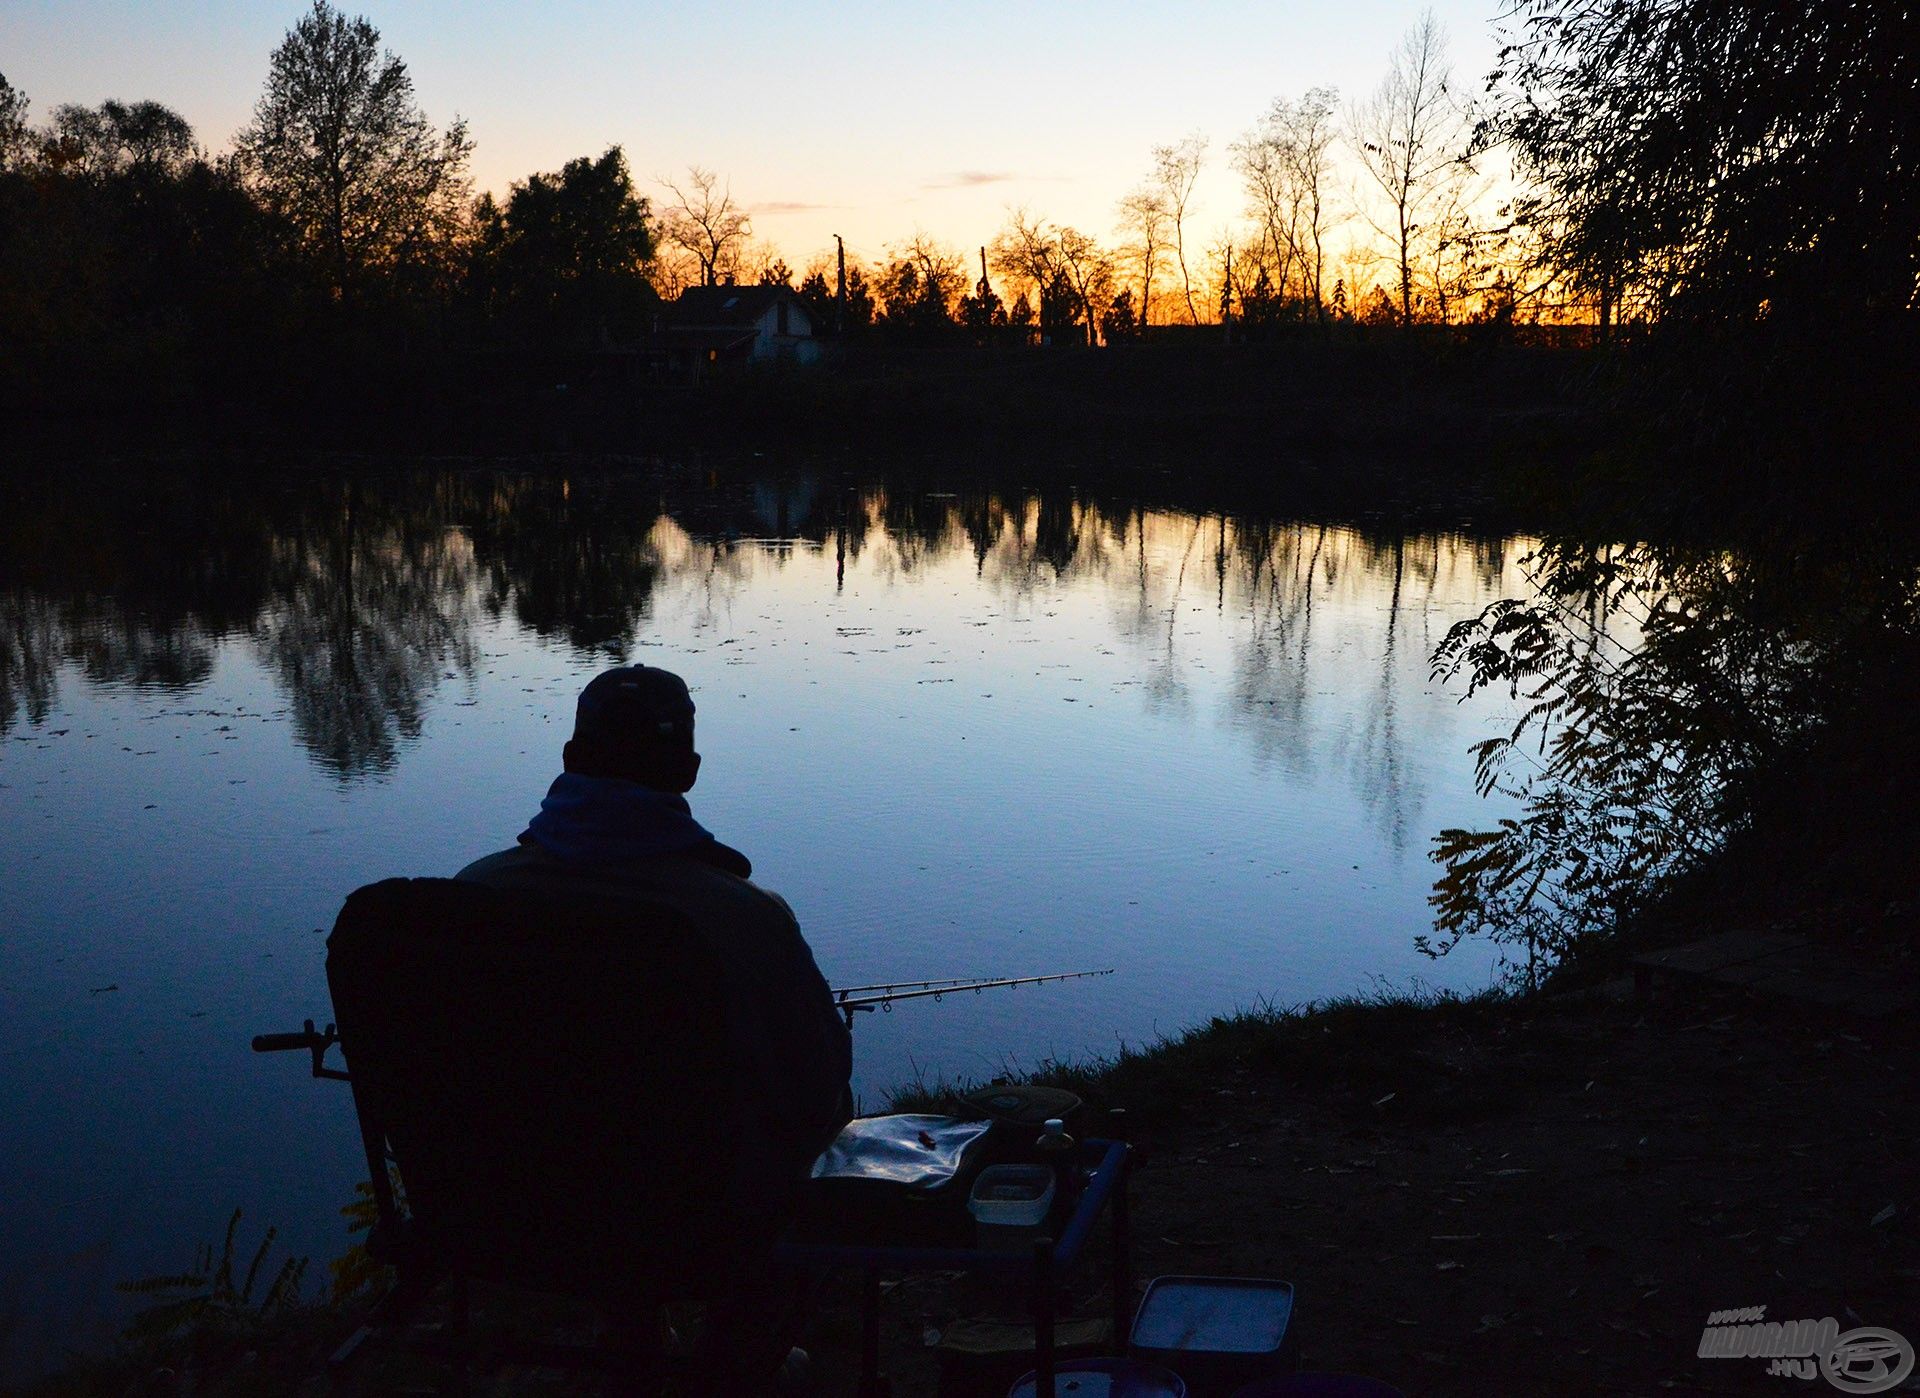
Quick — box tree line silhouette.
[1,0,1913,463]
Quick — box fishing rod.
[255,972,1119,1070]
[832,968,1114,1029]
[832,975,1011,996]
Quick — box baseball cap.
[571,665,696,749]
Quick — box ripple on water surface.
[0,466,1522,1378]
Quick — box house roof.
[673,284,811,329]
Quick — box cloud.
[747,200,837,216]
[921,170,1019,191]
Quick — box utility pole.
[835,234,846,336]
[1221,244,1234,346]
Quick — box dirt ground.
[34,980,1912,1398]
[802,983,1917,1397]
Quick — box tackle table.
[777,1137,1133,1398]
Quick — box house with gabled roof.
[670,284,823,368]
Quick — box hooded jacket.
[457,775,852,1221]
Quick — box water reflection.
[1,460,1534,1379]
[1,593,61,731]
[469,476,666,656]
[0,466,1521,817]
[251,484,481,777]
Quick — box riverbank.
[653,338,1588,461]
[20,972,1914,1398]
[2,338,1595,519]
[848,979,1918,1397]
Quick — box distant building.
[668,284,823,371]
[459,283,823,400]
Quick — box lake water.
[0,459,1523,1372]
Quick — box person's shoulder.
[454,843,798,931]
[454,845,551,886]
[647,852,797,925]
[750,883,801,925]
[667,852,783,902]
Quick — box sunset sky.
[6,0,1503,271]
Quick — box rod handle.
[252,1032,315,1052]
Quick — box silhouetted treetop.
[45,101,194,179]
[657,165,750,288]
[472,146,658,345]
[237,0,472,297]
[876,235,966,339]
[42,99,198,179]
[797,262,872,332]
[1491,0,1920,329]
[0,73,27,171]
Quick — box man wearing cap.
[457,664,851,1385]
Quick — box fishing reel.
[251,1018,350,1081]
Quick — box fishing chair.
[277,876,783,1388]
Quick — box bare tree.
[992,209,1110,343]
[1420,170,1489,324]
[1350,11,1471,326]
[657,165,751,287]
[990,207,1065,313]
[1230,115,1300,305]
[732,235,787,286]
[1054,227,1115,347]
[1151,134,1207,323]
[1289,90,1340,322]
[876,232,968,331]
[1205,230,1260,329]
[1339,242,1400,324]
[648,245,702,300]
[1114,185,1171,330]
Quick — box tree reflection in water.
[1227,521,1328,780]
[469,474,666,657]
[0,593,60,733]
[251,480,480,777]
[0,464,1523,807]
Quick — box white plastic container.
[968,1163,1056,1252]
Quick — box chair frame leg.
[859,1262,884,1397]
